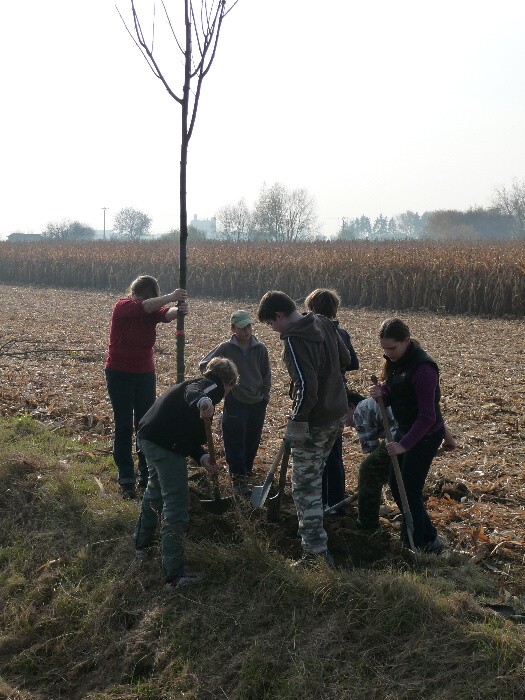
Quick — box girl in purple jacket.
[369,318,445,553]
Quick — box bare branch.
[160,0,184,54]
[117,3,183,104]
[223,0,239,18]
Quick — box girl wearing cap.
[105,275,188,499]
[199,309,271,496]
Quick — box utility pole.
[102,207,108,241]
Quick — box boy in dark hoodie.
[304,288,359,514]
[257,291,351,567]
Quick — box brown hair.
[379,318,415,380]
[205,357,239,388]
[379,317,410,341]
[129,275,160,300]
[257,291,296,322]
[304,288,341,319]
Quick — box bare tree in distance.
[216,199,251,242]
[252,183,318,242]
[112,207,152,240]
[493,179,525,238]
[43,220,96,242]
[117,0,238,381]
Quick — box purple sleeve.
[399,364,440,451]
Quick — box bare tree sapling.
[118,0,237,380]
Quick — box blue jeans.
[105,368,156,486]
[389,426,445,549]
[221,395,267,476]
[134,438,189,581]
[322,435,345,507]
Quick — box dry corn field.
[0,240,524,315]
[1,282,524,593]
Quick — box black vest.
[385,342,442,434]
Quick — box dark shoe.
[231,475,251,498]
[121,485,137,500]
[135,544,156,561]
[290,551,334,570]
[165,571,204,590]
[357,520,381,534]
[423,536,445,554]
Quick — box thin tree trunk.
[176,0,192,383]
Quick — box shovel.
[371,375,416,552]
[324,493,358,515]
[200,417,233,515]
[250,440,286,509]
[266,444,291,521]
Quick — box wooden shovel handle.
[204,416,217,464]
[370,375,415,551]
[204,416,221,500]
[371,375,395,443]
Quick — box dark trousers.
[357,442,391,530]
[105,368,156,486]
[221,395,267,476]
[322,435,346,507]
[389,426,444,549]
[134,438,188,582]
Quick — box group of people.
[105,276,455,589]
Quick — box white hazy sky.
[1,0,524,239]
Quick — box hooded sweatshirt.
[280,313,351,427]
[199,335,270,404]
[137,373,225,463]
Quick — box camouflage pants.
[357,442,391,530]
[291,418,345,555]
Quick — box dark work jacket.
[332,320,359,372]
[385,342,442,434]
[281,312,351,427]
[137,373,225,463]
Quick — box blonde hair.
[205,357,239,387]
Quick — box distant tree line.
[212,178,525,242]
[337,206,516,242]
[7,179,525,243]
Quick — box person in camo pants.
[257,290,351,568]
[346,392,399,532]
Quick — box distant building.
[7,232,43,242]
[191,214,217,238]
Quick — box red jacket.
[105,298,169,373]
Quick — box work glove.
[284,419,309,450]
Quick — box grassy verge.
[0,416,523,700]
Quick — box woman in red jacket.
[105,275,187,499]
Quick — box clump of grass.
[1,416,524,700]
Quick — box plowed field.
[1,284,524,592]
